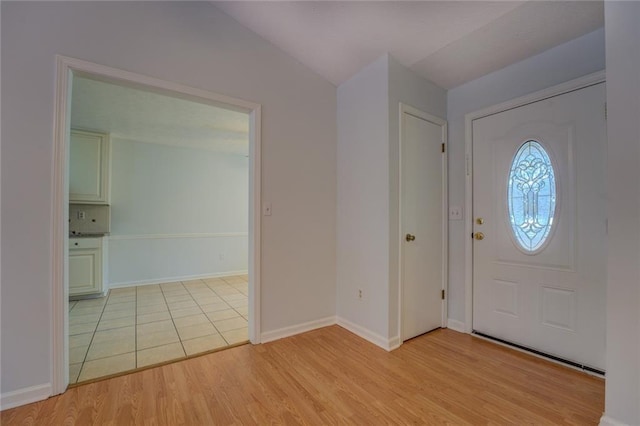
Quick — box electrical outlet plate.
[449,206,463,220]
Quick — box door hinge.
[441,143,445,153]
[441,289,445,300]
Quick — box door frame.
[398,103,448,341]
[463,71,606,333]
[51,55,262,394]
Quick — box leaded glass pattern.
[508,140,556,252]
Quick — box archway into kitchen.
[52,56,261,392]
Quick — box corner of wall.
[336,317,399,351]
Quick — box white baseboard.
[108,270,248,289]
[261,316,336,344]
[0,383,51,411]
[336,317,396,351]
[388,335,402,351]
[600,415,631,426]
[446,318,466,333]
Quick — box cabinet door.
[69,129,110,204]
[69,248,102,296]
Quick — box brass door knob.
[474,232,485,240]
[405,234,416,242]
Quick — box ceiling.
[71,76,249,155]
[214,1,604,89]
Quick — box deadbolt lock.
[405,234,416,242]
[476,218,484,225]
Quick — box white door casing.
[400,104,447,341]
[471,82,606,370]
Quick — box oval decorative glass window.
[508,140,556,253]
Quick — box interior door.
[401,109,446,341]
[472,83,606,370]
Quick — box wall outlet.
[358,289,363,300]
[77,211,86,220]
[449,206,463,221]
[219,254,225,261]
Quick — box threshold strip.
[472,331,605,376]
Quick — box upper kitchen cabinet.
[70,129,111,204]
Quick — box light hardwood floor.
[1,326,604,425]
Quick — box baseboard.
[108,270,248,289]
[387,335,402,351]
[0,383,51,411]
[336,317,396,351]
[600,415,631,426]
[446,318,466,333]
[260,316,336,344]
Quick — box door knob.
[474,232,485,241]
[405,234,416,242]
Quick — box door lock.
[405,234,416,242]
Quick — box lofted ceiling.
[71,76,249,155]
[213,1,604,89]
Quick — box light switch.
[449,206,463,221]
[263,202,272,216]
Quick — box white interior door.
[472,83,606,370]
[401,108,446,341]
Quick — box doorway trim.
[52,55,262,394]
[397,103,448,342]
[463,71,606,333]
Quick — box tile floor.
[68,275,249,384]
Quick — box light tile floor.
[68,275,249,384]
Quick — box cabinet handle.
[74,242,79,246]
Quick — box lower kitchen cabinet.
[69,237,105,297]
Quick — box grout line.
[160,282,187,357]
[75,292,110,384]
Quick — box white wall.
[602,3,640,425]
[1,1,336,399]
[336,54,446,346]
[446,28,605,324]
[108,138,249,286]
[336,55,390,341]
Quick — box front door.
[401,108,446,341]
[472,83,606,370]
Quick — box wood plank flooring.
[1,326,604,425]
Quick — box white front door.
[472,83,606,371]
[401,107,446,341]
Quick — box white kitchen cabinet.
[69,129,110,204]
[69,237,104,297]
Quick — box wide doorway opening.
[52,56,261,391]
